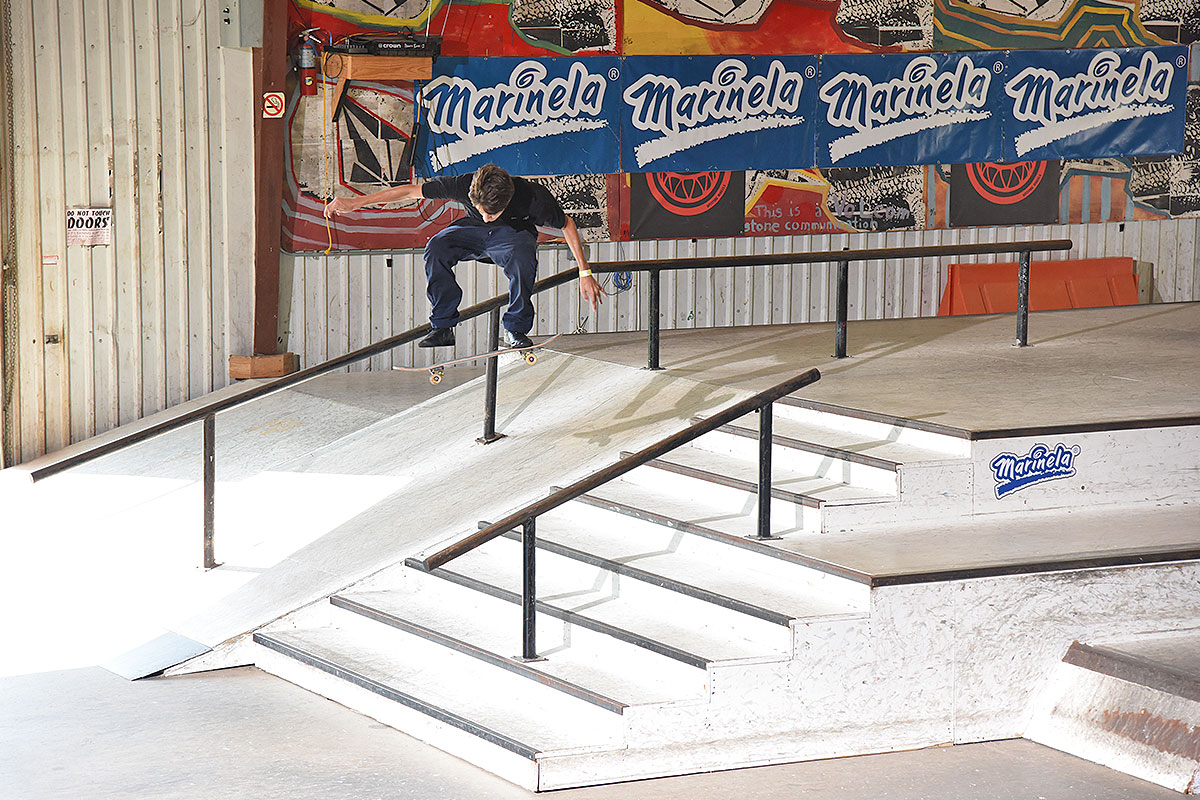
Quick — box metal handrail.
[412,366,820,570]
[25,237,1072,569]
[407,367,821,659]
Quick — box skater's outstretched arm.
[324,183,424,218]
[562,216,606,314]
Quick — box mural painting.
[285,0,1199,252]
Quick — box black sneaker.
[502,329,534,349]
[418,327,455,348]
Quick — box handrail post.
[203,413,219,569]
[835,259,849,359]
[520,517,539,661]
[478,308,505,444]
[755,402,777,540]
[1015,249,1031,347]
[647,269,662,371]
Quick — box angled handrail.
[407,366,821,659]
[412,367,820,571]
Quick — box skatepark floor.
[2,665,1183,800]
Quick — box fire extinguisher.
[297,29,321,97]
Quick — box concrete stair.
[242,389,1200,791]
[249,429,876,789]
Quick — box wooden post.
[236,0,297,378]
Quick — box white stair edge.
[691,424,900,495]
[253,640,543,790]
[543,502,871,613]
[774,400,972,458]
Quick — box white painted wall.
[4,0,255,466]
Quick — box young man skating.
[324,164,606,348]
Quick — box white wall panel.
[5,0,254,465]
[281,218,1200,371]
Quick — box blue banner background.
[410,49,1188,178]
[620,56,819,173]
[1000,46,1189,162]
[815,52,1008,168]
[415,57,622,178]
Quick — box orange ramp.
[938,257,1139,316]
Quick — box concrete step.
[570,486,876,585]
[637,443,896,507]
[775,395,972,459]
[426,532,795,665]
[616,443,893,535]
[252,604,624,791]
[1025,630,1200,794]
[694,416,902,495]
[532,501,870,615]
[334,564,709,709]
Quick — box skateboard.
[395,332,563,384]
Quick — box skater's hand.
[579,274,607,314]
[324,196,360,219]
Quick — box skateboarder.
[324,164,606,349]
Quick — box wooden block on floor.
[230,353,300,380]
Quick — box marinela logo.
[1004,50,1177,158]
[990,442,1080,499]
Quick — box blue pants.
[423,224,538,335]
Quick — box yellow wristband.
[578,269,592,278]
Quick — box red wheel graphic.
[647,172,732,216]
[965,162,1048,205]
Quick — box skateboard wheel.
[524,352,537,365]
[429,371,442,385]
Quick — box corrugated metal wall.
[4,0,255,466]
[3,0,1198,466]
[281,218,1200,372]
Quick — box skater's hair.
[470,164,514,216]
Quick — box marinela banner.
[815,52,1007,168]
[410,48,1188,178]
[415,57,622,177]
[1001,46,1189,162]
[620,56,819,173]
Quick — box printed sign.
[1001,46,1189,161]
[415,57,621,177]
[816,52,1006,168]
[990,442,1080,499]
[66,208,113,246]
[263,91,286,119]
[620,56,818,173]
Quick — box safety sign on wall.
[66,207,113,246]
[263,91,286,119]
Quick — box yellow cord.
[321,50,334,255]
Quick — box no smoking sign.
[262,92,286,119]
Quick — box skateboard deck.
[394,332,563,384]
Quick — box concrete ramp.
[110,352,750,675]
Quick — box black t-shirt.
[420,175,566,234]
